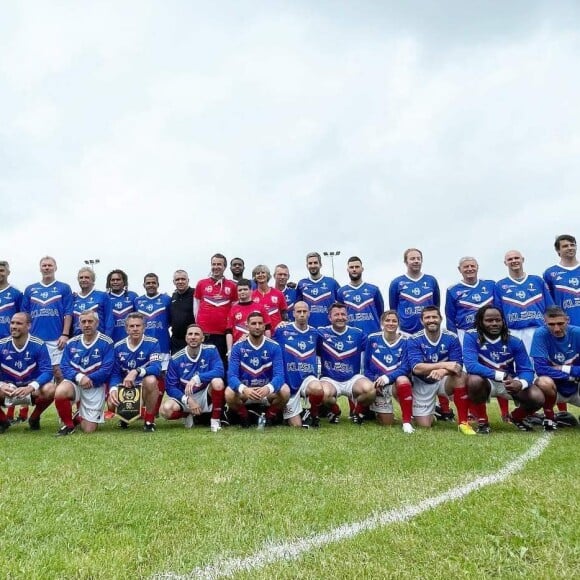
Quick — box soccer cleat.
[28,417,41,431]
[501,414,511,423]
[143,421,156,433]
[117,420,129,430]
[554,412,578,428]
[435,405,456,422]
[104,410,116,420]
[56,425,75,437]
[542,418,557,432]
[352,413,365,426]
[458,422,476,435]
[402,422,415,434]
[511,417,534,432]
[0,420,11,434]
[327,411,341,424]
[476,422,491,435]
[183,414,194,429]
[210,419,221,432]
[302,415,320,429]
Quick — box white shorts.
[321,374,366,399]
[71,382,106,424]
[283,390,304,420]
[170,386,212,414]
[46,340,64,365]
[486,379,514,401]
[370,384,394,414]
[160,353,170,372]
[412,377,449,417]
[509,328,536,354]
[556,391,580,407]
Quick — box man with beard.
[106,269,138,343]
[337,256,384,335]
[230,258,246,284]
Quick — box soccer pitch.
[1,406,579,579]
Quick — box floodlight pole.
[83,258,101,272]
[322,250,341,280]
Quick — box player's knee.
[467,375,487,402]
[224,387,238,405]
[307,381,323,398]
[159,400,178,419]
[278,385,290,403]
[210,378,225,391]
[534,376,556,393]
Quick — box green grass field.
[1,403,579,579]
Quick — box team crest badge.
[116,385,143,424]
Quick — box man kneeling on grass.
[463,306,544,434]
[225,312,289,428]
[54,311,114,436]
[160,324,225,432]
[108,313,161,433]
[406,306,475,435]
[0,313,56,433]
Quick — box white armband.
[562,365,572,375]
[75,373,85,384]
[267,383,275,395]
[29,381,40,391]
[520,380,529,390]
[238,385,246,395]
[381,374,390,385]
[494,371,506,382]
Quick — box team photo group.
[0,233,578,437]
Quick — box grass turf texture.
[0,404,578,579]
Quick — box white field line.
[154,434,552,580]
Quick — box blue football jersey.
[0,335,53,387]
[337,282,384,335]
[445,279,495,333]
[317,325,367,381]
[543,264,580,326]
[296,276,339,328]
[389,274,440,334]
[364,332,410,383]
[73,289,114,338]
[61,333,114,387]
[134,293,172,354]
[407,329,462,383]
[110,336,162,386]
[274,323,318,393]
[0,285,23,338]
[108,290,138,343]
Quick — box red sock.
[543,392,557,420]
[497,397,509,417]
[168,410,185,420]
[354,402,367,416]
[396,380,413,423]
[153,378,165,416]
[30,398,52,420]
[308,392,323,418]
[266,405,279,420]
[237,405,248,419]
[211,388,225,420]
[54,398,74,428]
[330,403,341,415]
[143,411,155,423]
[348,399,356,415]
[557,402,568,412]
[6,406,15,420]
[0,408,8,422]
[438,394,451,414]
[511,406,527,422]
[452,387,469,424]
[472,402,489,424]
[73,414,82,426]
[18,406,29,420]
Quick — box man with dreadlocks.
[463,305,545,434]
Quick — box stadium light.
[83,258,101,271]
[322,250,341,279]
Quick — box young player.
[364,310,414,433]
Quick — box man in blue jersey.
[543,234,580,326]
[108,313,161,432]
[274,301,324,427]
[54,311,114,435]
[73,267,114,338]
[445,257,495,342]
[494,250,553,353]
[274,264,297,322]
[531,306,580,419]
[135,273,172,415]
[106,269,137,344]
[464,306,545,433]
[161,324,226,432]
[318,302,375,425]
[0,313,56,433]
[22,256,73,383]
[389,248,440,335]
[225,311,289,428]
[406,306,475,435]
[337,256,384,336]
[0,261,27,423]
[297,252,339,329]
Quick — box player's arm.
[388,279,399,311]
[165,358,185,401]
[444,288,457,334]
[198,347,225,382]
[35,343,54,386]
[269,344,285,393]
[59,343,77,382]
[375,288,385,318]
[433,277,441,308]
[389,342,412,382]
[511,337,534,389]
[542,280,555,307]
[227,346,243,392]
[530,334,576,380]
[103,296,115,338]
[88,340,115,386]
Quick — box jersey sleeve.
[165,357,184,399]
[270,343,285,391]
[433,277,441,308]
[444,288,457,333]
[388,278,399,311]
[199,347,225,382]
[145,341,163,378]
[530,331,573,381]
[87,340,114,385]
[60,343,76,382]
[36,343,54,386]
[227,345,243,391]
[511,337,534,385]
[375,288,385,318]
[405,337,423,372]
[390,342,411,381]
[462,333,495,379]
[110,347,124,386]
[103,297,115,338]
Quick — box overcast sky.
[1,1,579,299]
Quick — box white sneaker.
[210,419,221,432]
[402,422,415,434]
[183,414,194,429]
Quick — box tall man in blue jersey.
[0,313,56,433]
[318,302,375,425]
[106,269,138,343]
[73,267,114,338]
[225,312,289,427]
[464,306,544,433]
[389,248,440,335]
[531,306,580,420]
[54,310,114,435]
[108,313,161,432]
[22,256,73,383]
[135,273,172,416]
[274,301,324,427]
[337,256,384,336]
[406,306,475,434]
[297,252,339,329]
[494,250,553,353]
[0,261,27,423]
[543,234,580,326]
[161,324,226,432]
